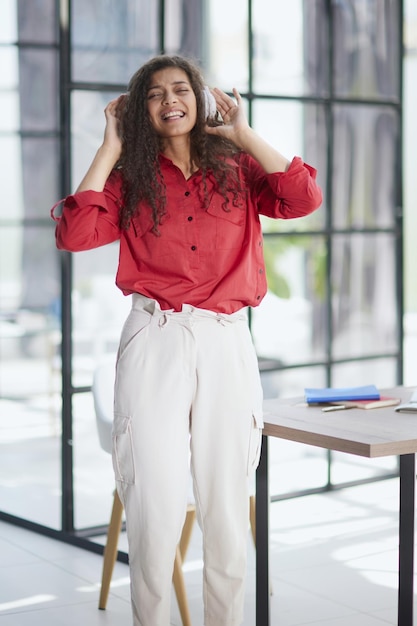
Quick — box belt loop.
[158,312,170,328]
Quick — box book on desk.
[304,384,401,412]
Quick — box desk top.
[263,386,417,458]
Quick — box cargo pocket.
[247,411,264,475]
[112,414,136,484]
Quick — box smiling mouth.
[161,110,185,120]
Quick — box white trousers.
[112,294,264,626]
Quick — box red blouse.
[52,153,322,313]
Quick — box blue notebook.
[305,384,380,404]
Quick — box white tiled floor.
[1,476,415,625]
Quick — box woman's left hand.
[205,88,250,147]
[206,86,292,173]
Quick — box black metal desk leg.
[256,435,270,626]
[398,453,415,626]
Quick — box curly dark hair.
[117,54,244,232]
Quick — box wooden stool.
[98,490,196,626]
[99,490,258,626]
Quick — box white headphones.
[202,86,217,120]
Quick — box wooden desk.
[255,386,417,626]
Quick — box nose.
[163,91,177,106]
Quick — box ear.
[202,86,217,119]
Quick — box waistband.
[132,293,248,324]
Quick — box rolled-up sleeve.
[246,155,323,220]
[51,170,121,252]
[51,173,122,251]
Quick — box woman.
[52,54,322,626]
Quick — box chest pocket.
[131,212,154,238]
[206,199,246,250]
[131,211,181,258]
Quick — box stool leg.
[179,505,196,560]
[99,490,124,610]
[173,545,192,626]
[249,494,256,547]
[172,506,195,626]
[99,497,195,623]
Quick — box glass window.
[0,417,61,527]
[332,358,399,390]
[71,90,120,187]
[331,234,398,360]
[16,0,57,44]
[0,224,61,528]
[0,136,24,219]
[331,451,397,486]
[0,45,19,88]
[0,89,20,133]
[0,137,59,220]
[0,223,61,331]
[71,0,159,85]
[253,0,329,97]
[268,439,329,496]
[0,0,17,43]
[73,391,115,529]
[253,100,327,233]
[332,0,400,100]
[72,246,130,389]
[0,225,23,303]
[205,0,249,92]
[18,49,58,132]
[0,226,61,347]
[253,99,306,164]
[252,236,328,368]
[21,227,60,310]
[0,0,404,540]
[21,138,60,218]
[332,104,399,229]
[165,0,205,60]
[262,364,327,402]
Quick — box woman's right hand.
[74,94,128,193]
[102,94,127,159]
